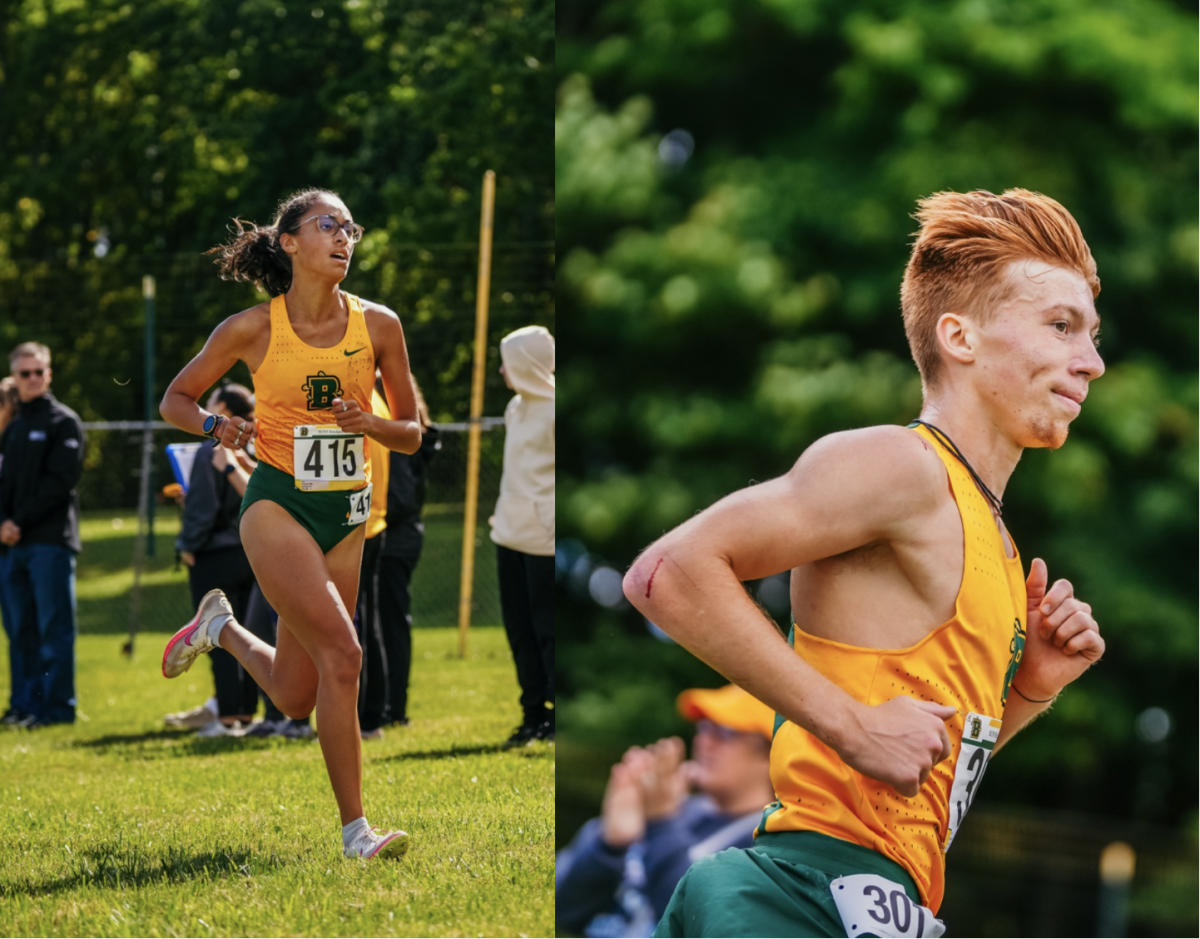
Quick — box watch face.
[203,415,216,435]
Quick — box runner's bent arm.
[160,312,263,446]
[333,305,421,454]
[623,426,957,797]
[995,557,1103,750]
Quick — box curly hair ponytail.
[206,188,344,297]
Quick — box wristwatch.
[202,414,224,439]
[222,463,237,476]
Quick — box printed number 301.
[830,874,945,938]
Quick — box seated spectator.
[555,684,776,937]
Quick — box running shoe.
[344,826,410,860]
[164,697,218,729]
[162,590,233,679]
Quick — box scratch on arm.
[645,558,664,598]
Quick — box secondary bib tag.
[944,711,1001,852]
[830,875,945,938]
[345,483,373,526]
[293,425,366,491]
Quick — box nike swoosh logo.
[344,347,367,357]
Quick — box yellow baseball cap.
[676,684,775,741]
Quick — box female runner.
[159,188,421,860]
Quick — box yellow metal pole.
[458,170,496,657]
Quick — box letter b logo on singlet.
[303,371,343,410]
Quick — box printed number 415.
[304,438,357,478]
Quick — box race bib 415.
[293,425,366,491]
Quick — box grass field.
[0,513,553,937]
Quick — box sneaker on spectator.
[504,723,539,747]
[344,826,410,860]
[533,720,555,743]
[196,718,236,738]
[1,709,29,727]
[361,727,384,741]
[278,719,314,740]
[236,719,282,738]
[165,697,218,729]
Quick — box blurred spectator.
[490,326,555,745]
[356,376,439,740]
[169,383,275,736]
[555,685,777,937]
[0,376,24,724]
[0,342,85,728]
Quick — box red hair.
[900,189,1099,389]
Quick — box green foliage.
[557,0,1198,831]
[0,0,553,420]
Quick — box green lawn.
[0,555,552,936]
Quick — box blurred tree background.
[556,0,1197,934]
[0,0,553,420]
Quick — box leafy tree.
[0,0,553,420]
[557,0,1198,833]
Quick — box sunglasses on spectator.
[299,214,364,243]
[695,719,745,742]
[18,369,45,378]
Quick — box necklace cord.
[907,420,1004,517]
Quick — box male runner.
[623,189,1106,937]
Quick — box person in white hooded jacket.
[490,325,555,745]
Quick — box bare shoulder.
[360,298,401,326]
[791,425,948,521]
[217,302,270,342]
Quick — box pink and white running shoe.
[162,589,233,679]
[344,826,411,860]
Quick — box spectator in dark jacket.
[357,376,439,738]
[0,342,86,728]
[555,685,776,937]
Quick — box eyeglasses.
[18,369,45,379]
[299,214,364,243]
[694,720,744,742]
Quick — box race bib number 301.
[831,875,945,938]
[943,711,1001,852]
[293,425,366,491]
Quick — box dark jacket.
[381,424,440,557]
[0,392,85,553]
[176,449,244,555]
[555,797,760,937]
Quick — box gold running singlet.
[253,292,376,490]
[758,422,1027,913]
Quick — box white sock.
[342,817,370,849]
[210,614,232,644]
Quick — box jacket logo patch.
[29,430,46,441]
[302,371,343,410]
